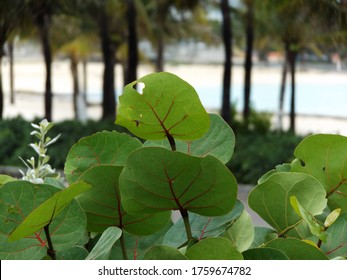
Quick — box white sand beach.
[1,60,347,136]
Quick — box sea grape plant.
[0,72,346,260]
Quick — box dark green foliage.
[0,118,127,170]
[228,132,302,184]
[0,117,32,164]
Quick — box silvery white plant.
[19,119,61,184]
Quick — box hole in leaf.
[134,82,145,95]
[300,159,306,167]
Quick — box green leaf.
[64,131,142,183]
[324,208,341,228]
[250,227,278,248]
[0,175,15,187]
[77,165,171,234]
[290,196,326,242]
[86,227,122,260]
[265,238,328,260]
[9,181,91,241]
[163,200,244,247]
[120,147,238,216]
[143,246,188,260]
[321,212,347,259]
[115,72,210,141]
[257,163,291,184]
[43,178,66,190]
[185,237,243,260]
[248,172,327,236]
[110,222,173,260]
[243,248,289,260]
[222,210,254,252]
[144,114,235,164]
[0,181,87,259]
[291,134,347,211]
[56,246,89,260]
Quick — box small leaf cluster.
[0,72,346,260]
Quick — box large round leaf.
[143,246,188,260]
[222,210,254,252]
[185,237,243,260]
[56,246,89,260]
[321,212,347,259]
[265,238,328,260]
[115,72,210,141]
[291,134,347,211]
[248,172,327,235]
[110,222,173,260]
[77,165,171,235]
[250,227,277,248]
[64,131,142,183]
[144,114,235,164]
[120,147,238,216]
[0,181,86,259]
[163,200,244,247]
[243,248,289,260]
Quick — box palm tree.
[7,38,15,105]
[59,34,96,120]
[260,0,339,133]
[125,0,138,84]
[242,0,255,126]
[220,0,233,124]
[28,0,56,121]
[144,0,210,72]
[81,0,127,120]
[0,1,27,119]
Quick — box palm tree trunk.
[125,0,138,84]
[243,0,254,126]
[70,55,79,119]
[156,36,164,72]
[99,6,116,120]
[8,39,15,104]
[277,57,288,131]
[0,51,3,119]
[82,58,88,104]
[37,13,53,122]
[220,0,233,124]
[155,0,167,72]
[286,43,297,134]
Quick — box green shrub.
[0,118,127,170]
[228,132,302,184]
[0,117,32,165]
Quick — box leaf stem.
[120,233,128,260]
[166,133,176,151]
[277,220,302,237]
[317,239,322,248]
[181,210,193,242]
[44,225,56,260]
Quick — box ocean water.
[195,83,347,117]
[86,81,347,118]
